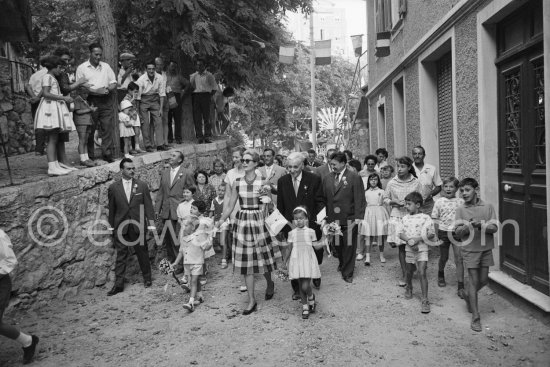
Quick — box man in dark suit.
[322,152,366,283]
[277,152,326,298]
[107,158,156,296]
[155,151,195,268]
[306,149,322,168]
[315,148,336,180]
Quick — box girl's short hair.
[182,215,200,231]
[192,200,207,214]
[194,170,209,184]
[243,149,260,163]
[442,176,459,187]
[292,205,308,217]
[41,55,64,70]
[367,173,382,189]
[404,191,423,206]
[395,156,417,178]
[184,185,197,194]
[381,164,394,173]
[212,158,225,171]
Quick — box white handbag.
[264,209,288,237]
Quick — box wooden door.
[497,0,548,295]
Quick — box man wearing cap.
[118,52,136,102]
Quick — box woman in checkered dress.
[215,149,281,314]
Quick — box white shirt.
[170,165,182,185]
[413,163,442,200]
[190,71,217,93]
[122,178,132,202]
[0,229,17,275]
[75,60,117,90]
[136,72,166,98]
[335,168,346,183]
[117,67,132,89]
[292,172,302,194]
[28,68,48,96]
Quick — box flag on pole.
[375,31,391,57]
[279,45,295,64]
[315,40,331,65]
[351,34,363,57]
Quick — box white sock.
[85,153,91,161]
[189,297,194,304]
[16,332,32,347]
[48,161,57,171]
[80,154,88,162]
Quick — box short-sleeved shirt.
[396,213,436,252]
[28,68,48,96]
[0,229,17,276]
[209,173,226,192]
[117,67,133,90]
[75,60,117,90]
[413,163,442,200]
[432,197,464,232]
[136,72,166,98]
[365,187,385,206]
[176,200,194,220]
[288,227,316,247]
[190,71,217,93]
[455,199,496,252]
[166,73,189,94]
[210,197,224,222]
[179,232,208,265]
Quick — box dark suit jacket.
[315,163,331,179]
[155,165,195,220]
[322,168,366,225]
[277,170,325,236]
[108,178,155,235]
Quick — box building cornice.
[366,0,480,98]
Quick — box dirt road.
[1,248,549,367]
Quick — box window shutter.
[383,0,392,30]
[375,0,384,33]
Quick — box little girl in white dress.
[286,206,322,319]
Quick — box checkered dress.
[232,176,281,275]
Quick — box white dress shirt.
[170,165,181,186]
[136,72,166,99]
[122,178,132,202]
[75,60,117,90]
[190,71,217,93]
[292,172,302,195]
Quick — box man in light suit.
[315,148,336,181]
[107,158,156,296]
[277,152,325,297]
[155,151,195,268]
[258,148,287,206]
[322,151,366,283]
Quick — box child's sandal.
[308,294,316,313]
[302,305,310,319]
[221,259,228,269]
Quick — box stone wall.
[0,141,229,308]
[0,57,35,156]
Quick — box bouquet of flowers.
[258,184,272,204]
[158,258,190,292]
[320,221,343,258]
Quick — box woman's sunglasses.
[240,159,255,164]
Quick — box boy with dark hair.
[454,178,498,332]
[397,191,436,313]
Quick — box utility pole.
[309,12,317,150]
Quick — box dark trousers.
[335,224,358,279]
[87,94,115,159]
[192,92,212,139]
[32,102,46,154]
[168,93,183,141]
[0,274,10,322]
[114,226,151,288]
[162,219,179,263]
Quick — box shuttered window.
[437,52,454,178]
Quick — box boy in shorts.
[454,178,497,332]
[397,191,436,313]
[73,88,98,167]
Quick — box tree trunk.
[91,0,120,158]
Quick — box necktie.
[293,178,299,196]
[334,172,340,186]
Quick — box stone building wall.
[0,141,229,308]
[0,54,35,156]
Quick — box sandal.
[221,259,228,269]
[471,317,482,332]
[308,294,316,313]
[302,304,310,319]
